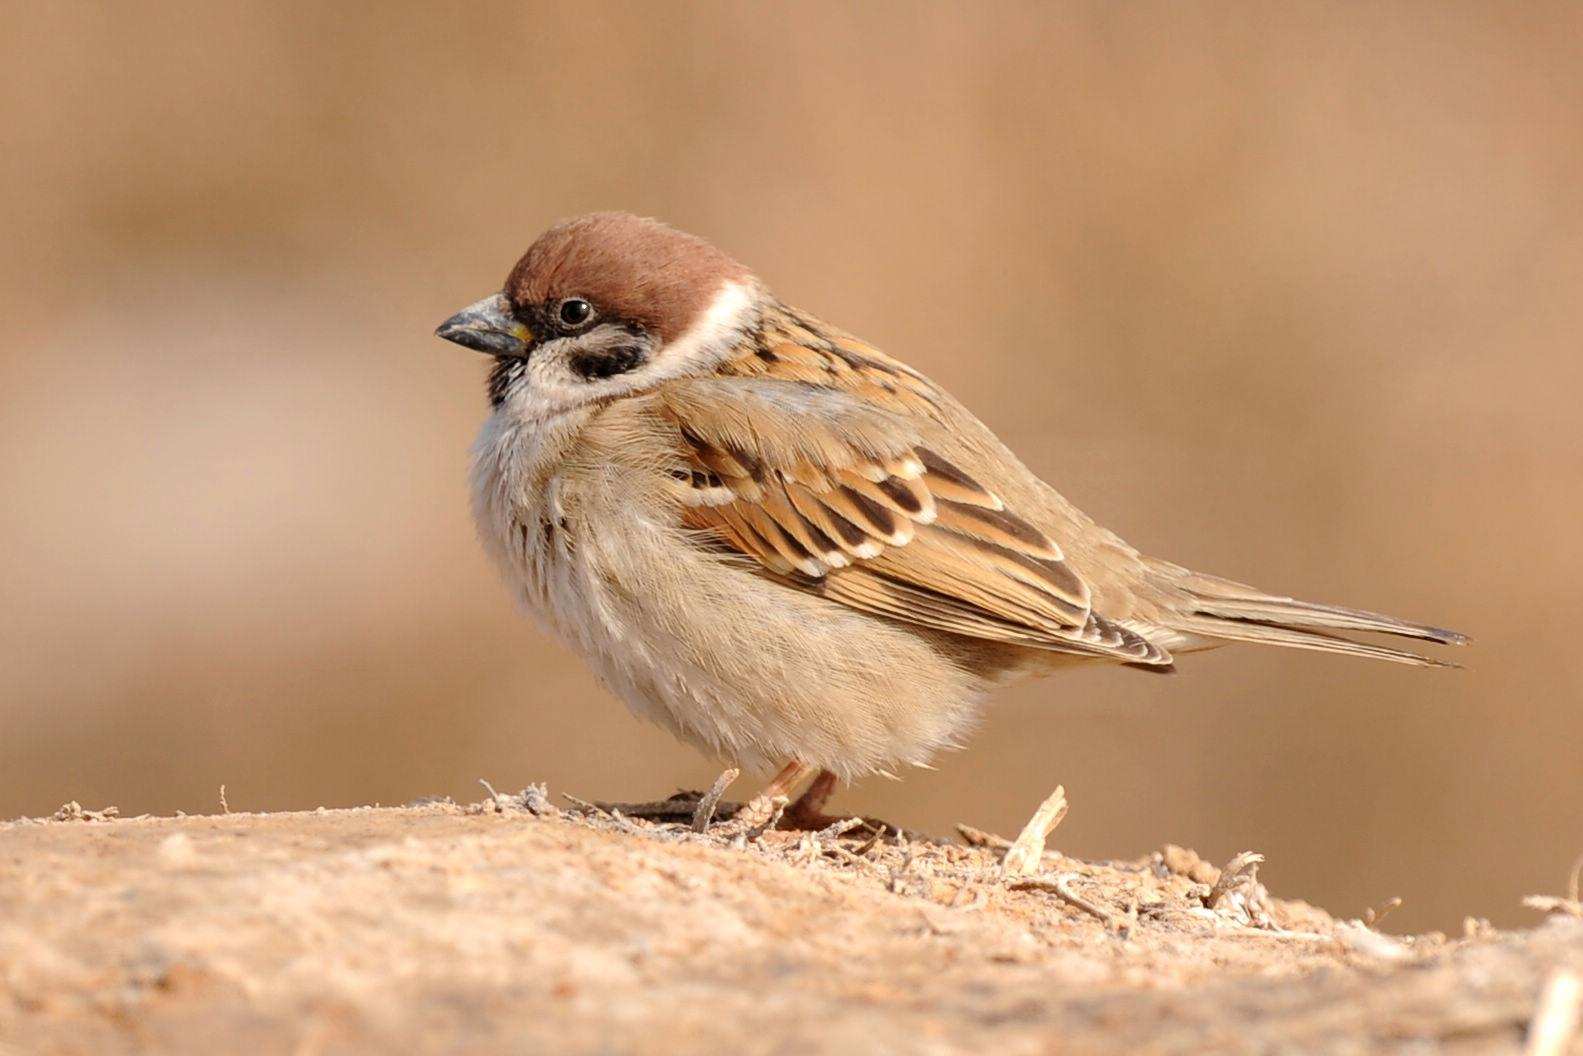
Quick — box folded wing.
[655,377,1172,666]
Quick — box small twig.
[50,802,120,823]
[790,832,823,867]
[888,840,918,895]
[521,784,556,816]
[1052,874,1114,930]
[561,793,607,815]
[1527,971,1582,1056]
[956,823,1012,850]
[816,816,867,841]
[219,785,230,815]
[691,768,739,833]
[822,842,886,876]
[1009,874,1118,931]
[585,795,696,820]
[605,807,644,835]
[851,828,885,859]
[475,780,558,817]
[1523,896,1583,919]
[1222,926,1335,943]
[1203,851,1264,909]
[1001,786,1069,877]
[1336,920,1413,963]
[1363,896,1404,930]
[745,796,788,842]
[478,778,504,811]
[1522,850,1583,919]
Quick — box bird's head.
[436,212,759,416]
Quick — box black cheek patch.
[570,345,648,380]
[487,357,527,407]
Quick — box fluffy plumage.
[441,212,1466,787]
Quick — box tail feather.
[1155,568,1468,667]
[1169,614,1461,668]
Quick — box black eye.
[557,297,594,328]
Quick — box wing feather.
[650,300,1461,670]
[656,374,1171,666]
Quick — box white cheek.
[648,279,757,376]
[498,342,590,423]
[500,278,759,425]
[526,343,584,400]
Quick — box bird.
[436,211,1466,828]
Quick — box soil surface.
[2,785,1580,1055]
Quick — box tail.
[1152,566,1469,668]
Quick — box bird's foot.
[774,769,901,837]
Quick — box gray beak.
[435,293,533,356]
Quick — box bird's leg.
[781,769,843,831]
[760,760,817,801]
[734,764,896,835]
[733,760,817,828]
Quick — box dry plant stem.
[1222,927,1335,943]
[744,796,788,842]
[850,828,885,859]
[691,768,740,832]
[605,808,643,836]
[1522,851,1583,919]
[473,781,557,816]
[1335,921,1413,964]
[586,795,698,820]
[1364,896,1404,929]
[1010,875,1118,931]
[560,793,606,815]
[51,802,119,823]
[1525,971,1582,1056]
[822,842,884,875]
[816,816,867,840]
[956,823,1012,850]
[1002,785,1069,877]
[734,761,816,830]
[477,778,504,810]
[521,784,556,816]
[1204,851,1265,909]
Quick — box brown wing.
[654,376,1171,666]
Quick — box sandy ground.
[2,785,1581,1056]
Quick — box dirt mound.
[2,784,1580,1054]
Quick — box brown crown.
[505,213,752,343]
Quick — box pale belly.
[468,411,997,779]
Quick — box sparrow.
[437,212,1465,826]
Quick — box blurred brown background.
[3,1,1579,933]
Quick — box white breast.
[469,403,991,780]
[470,408,690,738]
[472,408,602,635]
